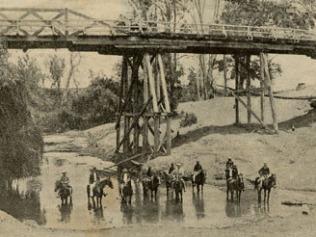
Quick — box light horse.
[55,181,72,205]
[87,177,113,208]
[256,174,276,204]
[226,168,244,203]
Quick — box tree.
[48,55,65,104]
[63,52,81,103]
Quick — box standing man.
[89,167,100,197]
[176,163,186,192]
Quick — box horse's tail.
[87,184,90,198]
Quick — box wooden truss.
[115,53,172,158]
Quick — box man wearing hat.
[88,167,100,197]
[256,163,271,188]
[175,163,186,192]
[59,171,72,193]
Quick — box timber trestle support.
[115,53,172,159]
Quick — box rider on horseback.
[174,163,186,192]
[256,163,270,188]
[89,167,100,197]
[225,158,234,181]
[192,161,203,185]
[169,163,175,174]
[59,172,72,194]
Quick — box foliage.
[180,112,198,127]
[222,0,315,29]
[0,48,43,180]
[70,76,120,129]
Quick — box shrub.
[180,112,198,127]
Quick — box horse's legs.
[264,190,266,203]
[267,189,271,204]
[258,189,261,204]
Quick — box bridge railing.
[0,7,315,43]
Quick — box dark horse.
[162,171,174,194]
[192,170,206,193]
[121,180,133,205]
[142,175,160,200]
[174,179,185,202]
[87,178,113,208]
[55,181,72,205]
[256,174,276,204]
[226,174,244,203]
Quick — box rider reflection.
[165,199,184,223]
[58,203,72,223]
[120,202,134,224]
[192,192,205,219]
[225,201,241,218]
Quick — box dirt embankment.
[72,97,316,191]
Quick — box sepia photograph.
[0,0,316,236]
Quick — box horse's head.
[270,174,277,187]
[107,178,114,189]
[55,180,61,192]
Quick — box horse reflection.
[93,207,104,224]
[58,203,72,223]
[165,199,184,222]
[192,192,205,219]
[256,202,270,215]
[120,202,134,224]
[225,201,241,218]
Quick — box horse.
[142,175,160,200]
[226,174,244,203]
[174,179,185,202]
[162,171,174,194]
[256,174,276,204]
[87,177,113,208]
[192,170,206,193]
[55,181,72,205]
[121,179,133,205]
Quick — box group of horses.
[226,172,277,204]
[54,168,277,209]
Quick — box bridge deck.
[0,8,316,57]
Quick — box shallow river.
[0,151,305,230]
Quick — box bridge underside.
[4,34,316,58]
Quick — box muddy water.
[0,150,307,230]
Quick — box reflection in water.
[58,203,72,223]
[0,179,46,225]
[165,199,184,223]
[225,202,241,218]
[93,207,104,224]
[121,202,134,225]
[192,192,205,219]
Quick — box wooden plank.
[144,53,159,113]
[259,53,265,122]
[117,97,153,152]
[143,55,149,151]
[246,55,251,124]
[116,56,128,151]
[154,115,160,153]
[234,55,240,124]
[263,53,278,132]
[166,116,172,154]
[157,54,171,112]
[230,88,267,129]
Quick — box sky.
[2,0,316,91]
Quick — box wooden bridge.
[0,7,314,159]
[0,8,316,57]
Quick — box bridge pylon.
[115,53,172,160]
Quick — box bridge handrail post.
[64,8,69,37]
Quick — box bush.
[180,112,198,127]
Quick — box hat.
[62,171,67,174]
[122,168,128,172]
[176,162,182,167]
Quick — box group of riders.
[55,159,273,201]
